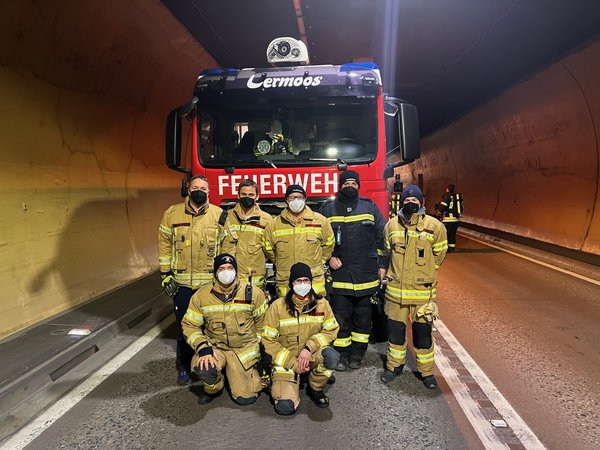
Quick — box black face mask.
[402,202,420,216]
[239,197,255,209]
[338,186,359,204]
[190,190,207,206]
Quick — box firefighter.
[264,185,335,297]
[381,185,448,389]
[182,254,268,405]
[219,179,273,288]
[158,175,223,385]
[261,263,340,415]
[319,170,387,370]
[435,184,462,252]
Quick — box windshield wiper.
[264,159,277,169]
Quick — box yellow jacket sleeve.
[252,288,268,340]
[263,221,276,263]
[432,223,448,269]
[321,218,335,262]
[158,208,173,275]
[181,292,208,353]
[382,220,392,257]
[261,303,297,370]
[304,301,339,353]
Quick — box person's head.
[446,184,455,193]
[189,175,209,206]
[213,253,237,286]
[289,262,313,298]
[400,185,423,216]
[238,179,259,209]
[337,170,360,203]
[285,184,307,214]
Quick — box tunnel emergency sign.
[217,172,339,196]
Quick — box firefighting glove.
[416,301,439,323]
[161,274,179,297]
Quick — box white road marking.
[1,316,174,450]
[461,233,600,286]
[435,319,546,449]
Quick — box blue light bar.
[340,62,379,72]
[200,68,238,77]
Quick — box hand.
[329,257,343,270]
[161,274,179,296]
[295,349,311,374]
[378,268,387,281]
[196,354,216,371]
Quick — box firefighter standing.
[435,184,462,252]
[158,175,223,385]
[182,254,268,405]
[320,170,387,370]
[219,179,273,287]
[264,185,335,297]
[261,263,340,415]
[381,185,448,389]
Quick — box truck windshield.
[197,93,377,167]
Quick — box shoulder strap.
[218,210,228,226]
[245,277,253,304]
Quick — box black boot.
[335,357,348,371]
[306,385,329,408]
[348,357,362,369]
[198,390,221,405]
[422,375,438,389]
[381,364,404,383]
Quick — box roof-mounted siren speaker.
[266,37,309,66]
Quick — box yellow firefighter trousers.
[192,348,262,399]
[271,347,333,409]
[384,302,435,377]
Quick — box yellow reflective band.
[377,249,386,256]
[264,240,273,251]
[442,217,459,222]
[159,257,172,264]
[159,225,172,235]
[332,280,379,291]
[416,351,435,362]
[272,228,320,237]
[184,309,204,326]
[313,333,328,348]
[440,202,448,206]
[351,332,370,343]
[186,331,204,347]
[315,364,333,377]
[334,337,351,347]
[389,231,405,238]
[327,214,375,224]
[227,224,265,235]
[313,281,326,295]
[275,348,290,366]
[385,241,391,250]
[262,326,279,338]
[173,273,213,281]
[387,347,406,359]
[325,234,335,245]
[202,304,253,313]
[386,285,437,300]
[279,316,324,327]
[273,366,295,375]
[239,346,260,363]
[253,301,268,317]
[433,240,448,249]
[323,318,338,330]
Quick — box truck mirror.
[399,103,420,161]
[165,108,181,169]
[383,165,395,179]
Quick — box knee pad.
[321,347,340,370]
[387,320,406,345]
[274,399,296,416]
[233,395,258,406]
[196,365,218,385]
[412,322,432,349]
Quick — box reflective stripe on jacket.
[261,296,339,371]
[158,200,223,289]
[383,213,448,305]
[320,196,387,296]
[181,279,267,369]
[264,206,334,288]
[219,204,273,286]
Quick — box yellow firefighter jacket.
[383,212,448,305]
[261,296,339,372]
[263,206,335,288]
[219,204,273,287]
[181,278,268,370]
[158,200,223,289]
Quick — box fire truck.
[165,37,420,216]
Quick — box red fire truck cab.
[166,37,420,216]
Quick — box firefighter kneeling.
[261,263,340,415]
[182,254,268,405]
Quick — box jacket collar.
[185,198,209,216]
[232,203,262,223]
[281,205,315,225]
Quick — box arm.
[263,221,276,263]
[181,292,211,356]
[321,218,335,262]
[252,288,268,340]
[432,223,448,268]
[261,305,297,370]
[382,220,392,258]
[158,209,173,276]
[304,302,339,353]
[373,204,389,271]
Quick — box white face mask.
[293,283,312,297]
[217,269,236,285]
[288,198,305,213]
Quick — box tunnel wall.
[0,0,218,338]
[399,38,600,255]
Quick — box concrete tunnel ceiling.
[162,0,600,135]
